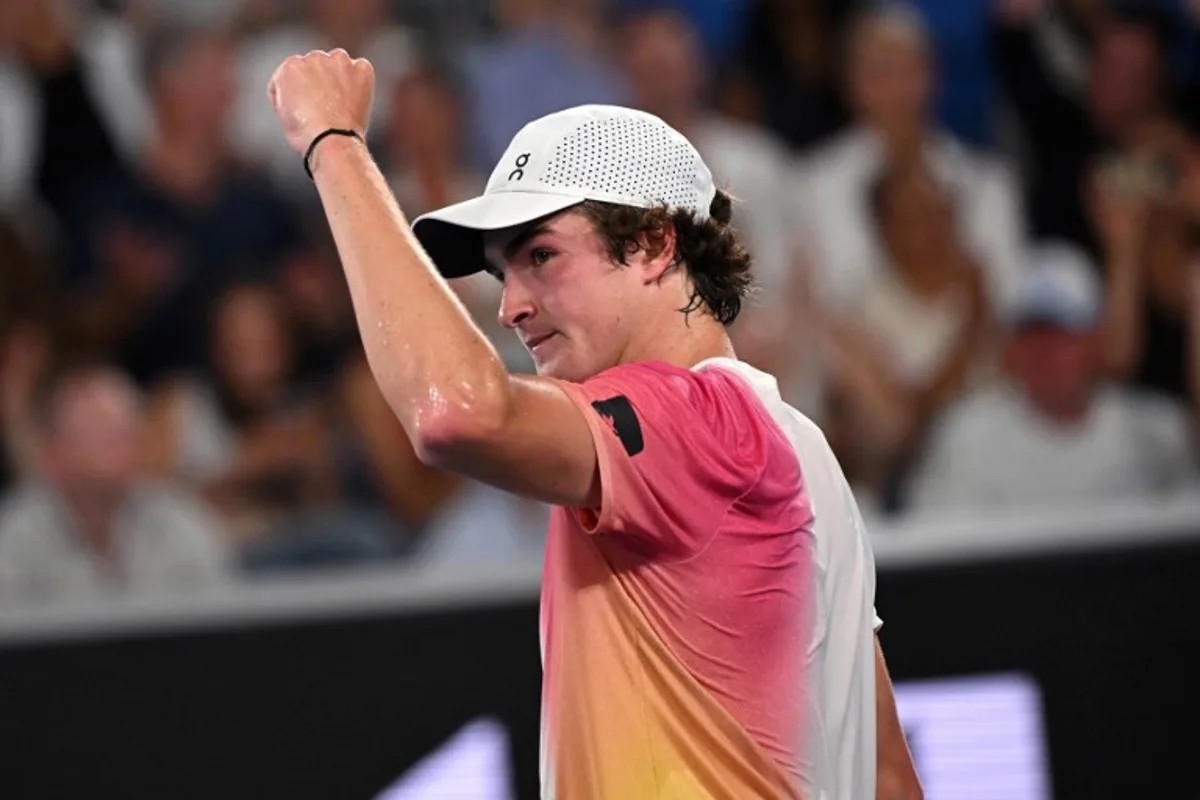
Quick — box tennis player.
[269,51,918,800]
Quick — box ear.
[633,222,678,285]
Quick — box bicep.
[430,375,600,509]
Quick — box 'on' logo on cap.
[509,153,531,182]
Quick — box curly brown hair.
[575,189,753,325]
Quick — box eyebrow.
[502,222,554,261]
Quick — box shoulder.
[581,361,760,418]
[1108,387,1190,434]
[0,485,58,550]
[0,485,48,525]
[582,361,780,460]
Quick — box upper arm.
[419,373,601,509]
[423,363,760,557]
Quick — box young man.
[268,51,919,799]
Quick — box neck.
[63,485,123,558]
[622,311,736,371]
[870,118,926,166]
[1032,389,1092,426]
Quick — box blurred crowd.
[1,0,1199,606]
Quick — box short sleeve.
[554,362,766,559]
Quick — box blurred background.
[1,0,1199,798]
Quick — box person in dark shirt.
[59,24,300,386]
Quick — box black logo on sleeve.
[591,396,644,456]
[508,153,530,181]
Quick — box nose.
[497,274,536,330]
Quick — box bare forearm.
[310,135,509,440]
[917,310,989,418]
[875,637,923,800]
[1188,263,1200,428]
[1101,251,1144,377]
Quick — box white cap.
[412,104,717,278]
[1009,242,1103,331]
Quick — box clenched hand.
[267,48,375,160]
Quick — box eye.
[530,247,555,267]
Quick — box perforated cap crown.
[412,105,717,278]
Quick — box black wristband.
[304,128,363,179]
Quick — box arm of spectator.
[1188,261,1200,437]
[339,357,462,524]
[144,380,184,478]
[0,324,49,480]
[912,257,993,422]
[299,410,339,507]
[1089,179,1149,379]
[876,636,924,800]
[991,0,1090,151]
[188,414,330,513]
[823,319,920,466]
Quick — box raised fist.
[267,48,375,158]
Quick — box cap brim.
[412,191,586,279]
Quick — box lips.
[523,332,557,351]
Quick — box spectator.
[58,25,299,386]
[233,0,416,193]
[380,63,532,374]
[906,243,1197,513]
[145,282,336,543]
[383,65,484,218]
[726,0,852,150]
[0,220,57,489]
[0,363,231,606]
[801,3,1025,317]
[278,223,362,389]
[1088,109,1200,403]
[992,1,1176,251]
[821,161,992,509]
[0,0,149,221]
[463,0,627,171]
[335,355,463,534]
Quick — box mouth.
[523,331,558,353]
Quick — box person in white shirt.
[0,364,231,606]
[907,242,1198,512]
[798,3,1026,318]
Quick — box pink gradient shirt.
[541,361,816,799]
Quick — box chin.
[534,352,600,383]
